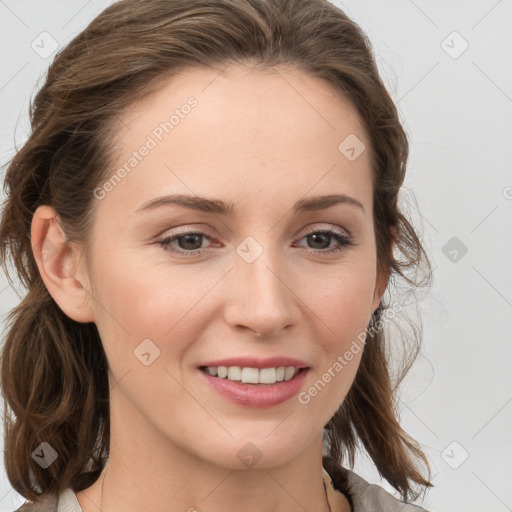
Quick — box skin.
[32,64,388,512]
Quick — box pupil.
[179,234,202,250]
[309,233,329,249]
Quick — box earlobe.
[31,205,95,323]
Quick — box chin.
[197,428,316,471]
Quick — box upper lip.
[199,356,310,369]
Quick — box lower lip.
[198,368,310,408]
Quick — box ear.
[371,225,396,313]
[31,205,95,323]
[371,269,389,313]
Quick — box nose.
[223,248,300,338]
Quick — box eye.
[294,227,353,254]
[157,230,213,256]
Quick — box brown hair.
[0,0,432,504]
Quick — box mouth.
[198,364,311,408]
[198,365,309,386]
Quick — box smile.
[199,365,304,385]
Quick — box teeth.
[241,367,259,384]
[203,366,300,384]
[257,367,276,384]
[228,366,241,381]
[284,366,296,380]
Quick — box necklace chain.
[323,476,333,512]
[99,462,107,511]
[99,463,333,512]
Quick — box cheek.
[89,254,219,358]
[305,260,377,340]
[295,276,371,426]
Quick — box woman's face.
[78,65,386,469]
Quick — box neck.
[95,447,331,512]
[75,387,347,512]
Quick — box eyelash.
[156,227,353,257]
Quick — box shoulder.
[322,455,430,512]
[345,470,429,512]
[13,488,80,512]
[13,493,58,512]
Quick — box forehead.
[100,64,372,217]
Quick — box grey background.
[1,1,511,511]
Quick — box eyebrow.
[134,193,365,215]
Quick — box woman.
[0,0,433,510]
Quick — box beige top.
[322,466,428,511]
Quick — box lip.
[198,367,310,408]
[198,356,310,369]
